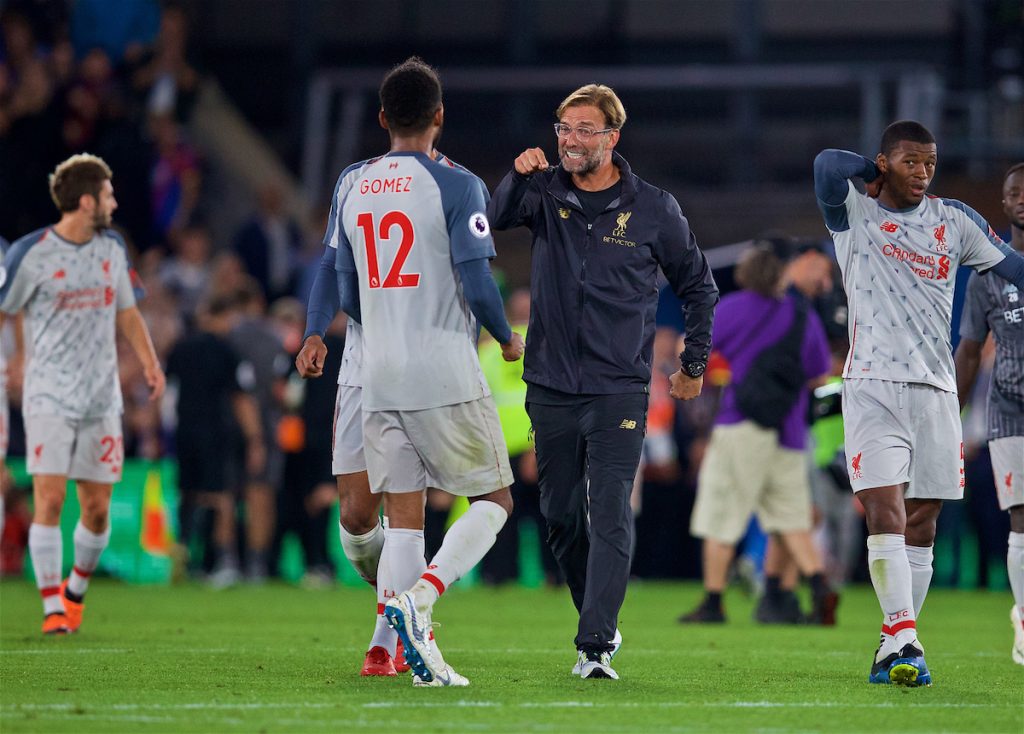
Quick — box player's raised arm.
[813,149,880,231]
[487,148,548,231]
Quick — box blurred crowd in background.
[0,0,1014,599]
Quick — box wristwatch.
[681,360,707,379]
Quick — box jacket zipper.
[577,222,592,391]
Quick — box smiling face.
[556,104,618,178]
[876,140,937,209]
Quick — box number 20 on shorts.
[356,211,420,289]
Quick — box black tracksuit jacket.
[488,152,719,395]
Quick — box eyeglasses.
[553,123,614,141]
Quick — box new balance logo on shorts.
[619,419,637,430]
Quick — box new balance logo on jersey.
[558,208,570,219]
[851,452,863,480]
[1007,473,1015,493]
[880,221,898,233]
[52,269,66,279]
[619,419,637,430]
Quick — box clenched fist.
[296,335,328,378]
[501,332,525,362]
[514,148,550,176]
[669,370,703,401]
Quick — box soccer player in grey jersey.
[0,155,165,635]
[955,163,1024,665]
[814,121,1024,686]
[338,58,522,688]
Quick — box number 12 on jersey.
[356,211,420,289]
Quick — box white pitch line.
[3,702,340,712]
[1,647,230,655]
[1,700,1007,715]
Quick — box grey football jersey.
[959,268,1024,439]
[334,151,495,412]
[0,227,137,418]
[323,152,467,394]
[829,182,1009,392]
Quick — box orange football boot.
[59,580,84,632]
[42,613,72,635]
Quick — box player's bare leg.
[338,470,383,580]
[29,475,70,633]
[60,481,114,631]
[336,470,402,676]
[861,484,931,686]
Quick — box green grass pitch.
[1,579,1022,733]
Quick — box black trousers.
[526,389,647,654]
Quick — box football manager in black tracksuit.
[488,83,719,680]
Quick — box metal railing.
[302,63,946,200]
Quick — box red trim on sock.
[377,603,385,615]
[421,572,445,596]
[881,619,916,636]
[72,566,92,578]
[40,586,60,598]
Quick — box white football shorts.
[332,384,366,475]
[25,413,124,483]
[842,379,964,500]
[363,397,513,496]
[989,435,1024,511]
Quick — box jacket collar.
[548,150,637,210]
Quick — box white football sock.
[29,523,64,615]
[867,534,918,655]
[385,527,427,596]
[905,543,933,618]
[366,522,397,655]
[67,521,110,599]
[412,500,508,611]
[339,520,384,586]
[368,611,397,654]
[1008,532,1024,621]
